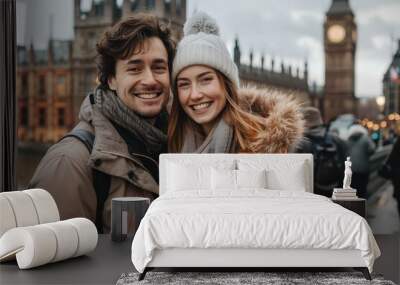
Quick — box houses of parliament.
[16,0,356,144]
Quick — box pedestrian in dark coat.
[382,137,400,216]
[347,124,375,198]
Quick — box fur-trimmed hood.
[236,87,305,153]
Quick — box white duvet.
[131,190,380,273]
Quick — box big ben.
[323,0,357,122]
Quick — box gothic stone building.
[323,0,357,122]
[233,38,311,106]
[383,40,400,115]
[16,41,74,143]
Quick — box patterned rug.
[116,271,396,285]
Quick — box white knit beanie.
[172,11,240,88]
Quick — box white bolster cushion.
[66,218,98,257]
[23,189,60,224]
[0,226,58,268]
[0,191,39,228]
[42,222,79,262]
[0,218,98,269]
[0,196,17,237]
[0,189,60,238]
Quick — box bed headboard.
[159,154,314,195]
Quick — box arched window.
[58,108,65,127]
[93,0,105,16]
[146,0,155,10]
[38,108,47,127]
[38,75,46,97]
[176,0,182,16]
[130,0,139,11]
[164,0,171,14]
[20,106,28,127]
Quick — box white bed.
[131,154,380,280]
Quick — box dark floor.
[1,235,398,284]
[374,233,400,284]
[367,182,400,284]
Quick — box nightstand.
[331,198,366,218]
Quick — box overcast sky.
[16,0,400,98]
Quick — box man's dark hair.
[96,14,175,87]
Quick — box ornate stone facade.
[233,38,311,105]
[323,0,357,122]
[16,41,74,143]
[383,40,400,115]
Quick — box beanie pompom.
[183,11,220,36]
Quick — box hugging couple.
[30,12,305,232]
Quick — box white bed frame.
[140,154,370,280]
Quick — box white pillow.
[211,168,236,190]
[238,159,307,192]
[211,169,267,190]
[236,169,267,189]
[266,164,306,191]
[167,162,211,191]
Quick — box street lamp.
[374,96,386,148]
[376,95,385,114]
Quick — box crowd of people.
[28,12,400,232]
[296,107,377,199]
[297,106,400,217]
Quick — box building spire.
[327,0,354,16]
[397,39,400,56]
[49,14,54,41]
[271,57,275,72]
[304,60,308,82]
[261,53,265,72]
[29,40,35,65]
[249,49,253,70]
[48,14,54,64]
[233,35,241,67]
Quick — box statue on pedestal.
[343,157,352,189]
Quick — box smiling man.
[29,15,175,233]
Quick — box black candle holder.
[111,197,150,242]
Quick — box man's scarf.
[94,87,167,153]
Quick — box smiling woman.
[168,11,305,154]
[176,66,227,134]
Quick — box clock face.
[327,24,346,43]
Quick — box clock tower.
[323,0,357,122]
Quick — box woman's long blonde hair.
[168,69,267,153]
